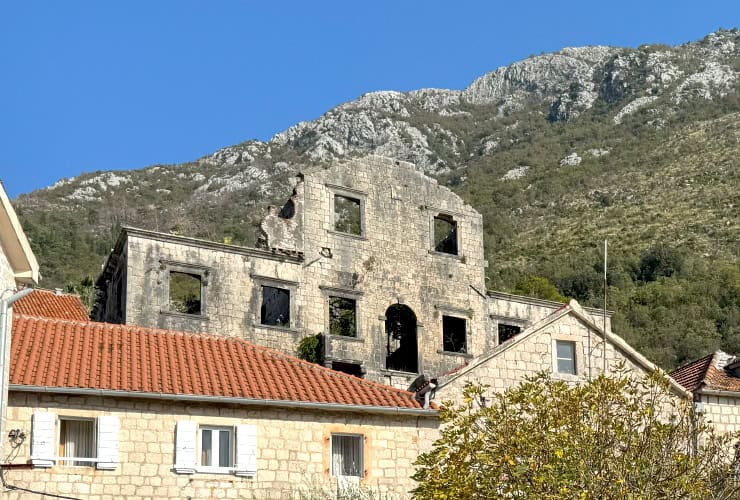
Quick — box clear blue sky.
[1,0,737,197]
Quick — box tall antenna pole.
[603,239,608,374]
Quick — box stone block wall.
[437,312,649,405]
[297,157,488,386]
[119,231,305,353]
[100,156,489,388]
[5,393,438,500]
[698,394,740,435]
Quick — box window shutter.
[31,412,55,468]
[96,415,119,470]
[234,424,257,476]
[174,420,197,474]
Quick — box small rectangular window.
[169,271,202,315]
[442,316,467,353]
[331,434,363,477]
[498,323,521,344]
[433,214,458,255]
[334,195,362,235]
[329,297,357,337]
[261,285,291,327]
[59,418,96,466]
[555,340,577,375]
[200,427,233,468]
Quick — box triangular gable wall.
[436,300,689,405]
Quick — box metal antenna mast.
[603,239,608,374]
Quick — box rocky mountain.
[14,30,740,369]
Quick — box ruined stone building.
[94,155,612,389]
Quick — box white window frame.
[554,339,577,376]
[198,425,234,472]
[331,433,364,478]
[57,417,97,467]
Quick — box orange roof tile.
[670,351,740,393]
[13,289,88,321]
[10,314,430,411]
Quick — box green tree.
[413,371,740,499]
[513,276,567,303]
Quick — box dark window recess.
[169,271,202,315]
[498,323,521,344]
[329,297,357,337]
[261,286,290,327]
[433,214,458,255]
[332,361,363,378]
[279,199,295,219]
[442,316,467,353]
[385,304,418,373]
[334,195,362,235]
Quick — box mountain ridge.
[13,29,740,369]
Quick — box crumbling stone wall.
[100,156,489,387]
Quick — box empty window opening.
[385,304,418,373]
[329,297,357,337]
[498,323,522,344]
[170,271,202,315]
[200,426,233,468]
[433,214,458,255]
[331,434,363,477]
[261,286,290,327]
[59,418,95,466]
[279,199,295,219]
[332,361,363,378]
[556,340,577,375]
[334,195,362,235]
[442,316,467,353]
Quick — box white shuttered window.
[30,413,119,470]
[31,412,55,468]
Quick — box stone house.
[0,180,39,458]
[3,312,438,499]
[671,351,740,435]
[435,299,691,405]
[93,155,614,390]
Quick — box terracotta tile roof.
[10,314,429,411]
[670,353,714,391]
[671,351,740,393]
[13,289,88,321]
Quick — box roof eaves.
[9,384,439,417]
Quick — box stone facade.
[96,156,489,388]
[4,392,438,500]
[436,301,683,405]
[697,394,740,435]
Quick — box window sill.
[327,230,366,241]
[380,368,419,377]
[326,334,364,343]
[174,466,256,477]
[552,372,581,382]
[437,349,472,358]
[160,310,209,321]
[253,323,299,334]
[428,250,465,262]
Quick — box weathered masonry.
[94,155,609,388]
